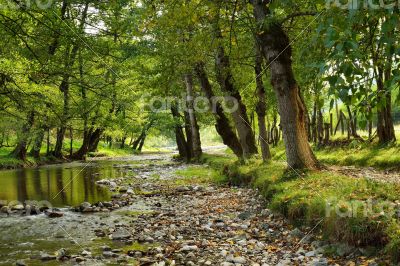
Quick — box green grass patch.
[199,153,400,262]
[313,142,400,169]
[269,141,400,170]
[174,165,226,185]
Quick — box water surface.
[0,160,137,207]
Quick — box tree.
[251,0,319,169]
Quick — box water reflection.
[0,160,134,207]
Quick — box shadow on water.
[0,160,136,207]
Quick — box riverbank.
[1,153,387,266]
[199,153,400,263]
[0,145,138,170]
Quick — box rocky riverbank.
[0,155,389,265]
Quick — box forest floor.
[0,152,390,266]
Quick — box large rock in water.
[80,202,91,210]
[47,211,64,218]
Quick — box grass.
[191,153,400,262]
[174,165,226,185]
[268,140,400,170]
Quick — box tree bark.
[214,34,258,158]
[254,44,272,161]
[11,111,35,161]
[53,2,89,158]
[184,74,202,159]
[29,127,45,159]
[88,128,102,152]
[171,103,191,161]
[376,66,396,144]
[194,62,243,158]
[251,0,319,169]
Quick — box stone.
[277,259,291,266]
[82,207,94,212]
[119,187,128,193]
[11,204,24,211]
[102,245,112,251]
[47,211,64,218]
[311,258,328,266]
[289,228,303,238]
[335,243,354,256]
[180,245,198,252]
[103,251,117,258]
[56,248,68,259]
[75,257,86,263]
[15,260,26,266]
[305,251,316,257]
[111,229,131,240]
[176,186,190,192]
[40,252,57,261]
[81,250,91,256]
[80,202,91,210]
[103,202,113,207]
[226,255,246,264]
[0,206,9,213]
[238,211,252,220]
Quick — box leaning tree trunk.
[72,128,93,160]
[184,74,202,160]
[194,62,243,158]
[215,40,258,158]
[251,0,319,169]
[254,44,272,161]
[88,128,102,152]
[11,111,35,161]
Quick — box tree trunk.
[214,36,257,158]
[254,44,272,161]
[183,111,193,158]
[171,103,191,161]
[346,105,359,138]
[376,66,396,144]
[29,127,45,159]
[312,103,317,143]
[53,2,89,158]
[11,111,35,161]
[46,128,51,155]
[194,62,243,158]
[317,108,324,144]
[251,0,319,169]
[73,128,92,160]
[88,128,102,152]
[120,134,127,149]
[53,78,69,158]
[184,74,202,160]
[138,135,146,151]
